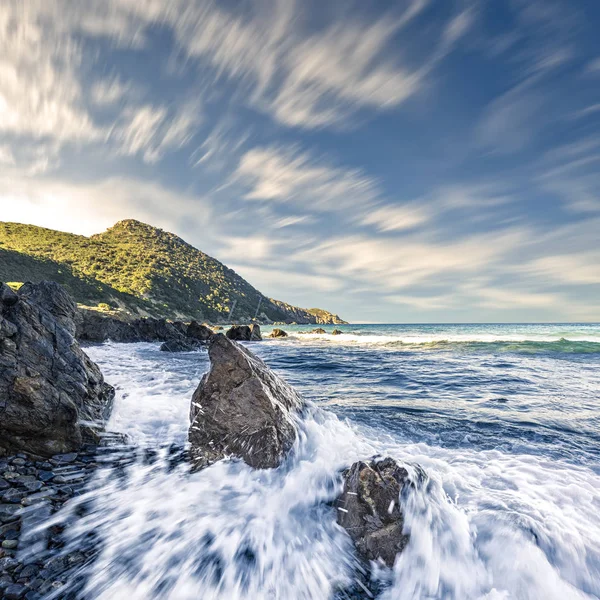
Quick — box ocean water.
[43,324,600,599]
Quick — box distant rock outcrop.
[225,324,262,341]
[336,458,411,567]
[0,282,115,456]
[188,334,303,469]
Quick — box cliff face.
[0,220,346,324]
[267,299,348,324]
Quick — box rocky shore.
[1,280,416,598]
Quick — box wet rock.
[159,339,202,353]
[336,457,411,567]
[331,329,343,335]
[310,328,327,334]
[2,540,18,550]
[4,583,27,599]
[0,282,115,456]
[269,328,288,338]
[225,324,262,341]
[189,334,303,469]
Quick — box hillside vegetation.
[0,220,346,324]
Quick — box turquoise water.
[48,323,600,599]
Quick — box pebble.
[0,479,10,491]
[2,540,18,549]
[50,453,78,465]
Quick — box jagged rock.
[225,324,262,341]
[269,328,288,338]
[189,334,303,469]
[336,457,411,567]
[331,329,343,335]
[0,282,115,456]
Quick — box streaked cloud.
[234,144,381,212]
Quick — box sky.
[0,0,599,323]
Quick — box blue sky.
[1,0,599,323]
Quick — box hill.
[0,220,346,324]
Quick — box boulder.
[225,324,262,341]
[336,457,410,567]
[331,329,343,335]
[0,282,115,456]
[189,334,303,469]
[159,338,202,352]
[270,328,288,338]
[310,328,327,334]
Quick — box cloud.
[0,4,102,143]
[0,173,211,237]
[233,144,381,212]
[293,228,528,293]
[112,103,202,163]
[362,204,431,232]
[90,77,131,106]
[0,145,15,166]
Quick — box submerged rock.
[225,324,262,341]
[310,328,327,334]
[269,328,288,338]
[331,329,343,335]
[337,457,410,567]
[0,282,115,456]
[189,334,303,469]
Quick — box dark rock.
[331,329,343,335]
[159,339,201,353]
[0,282,115,457]
[187,321,213,342]
[4,583,27,599]
[0,480,9,491]
[50,454,78,465]
[225,324,262,341]
[310,328,327,334]
[189,334,303,469]
[336,457,410,567]
[269,329,288,338]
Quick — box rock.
[310,328,327,334]
[4,583,27,599]
[189,334,303,469]
[269,329,288,338]
[0,282,115,457]
[187,321,213,342]
[331,329,343,335]
[336,457,411,567]
[2,540,18,550]
[159,339,201,353]
[225,324,262,341]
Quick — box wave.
[280,333,600,353]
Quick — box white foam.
[71,342,600,599]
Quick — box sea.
[44,323,600,599]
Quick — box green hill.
[0,220,346,324]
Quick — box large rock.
[225,324,262,341]
[189,334,303,468]
[0,282,115,456]
[336,457,410,567]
